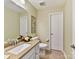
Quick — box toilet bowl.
[39,43,48,55]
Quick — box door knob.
[70,44,75,49]
[50,33,53,35]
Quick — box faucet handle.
[8,39,17,46]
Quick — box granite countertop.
[4,54,10,59]
[4,39,39,59]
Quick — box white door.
[20,16,28,36]
[50,12,63,50]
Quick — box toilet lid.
[39,43,47,48]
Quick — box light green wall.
[4,7,20,41]
[63,0,73,59]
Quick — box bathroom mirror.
[4,6,28,42]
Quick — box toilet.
[39,43,48,55]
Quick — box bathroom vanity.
[21,43,39,59]
[5,40,40,59]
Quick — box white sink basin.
[7,43,31,55]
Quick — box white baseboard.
[61,50,67,59]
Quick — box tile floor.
[40,49,65,59]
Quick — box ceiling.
[28,0,66,10]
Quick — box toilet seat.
[39,43,47,48]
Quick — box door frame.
[48,11,64,50]
[72,0,75,59]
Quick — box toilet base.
[40,48,46,55]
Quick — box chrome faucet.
[8,39,18,46]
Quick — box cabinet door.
[29,52,35,59]
[21,47,35,59]
[36,55,39,59]
[35,44,39,59]
[35,44,39,54]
